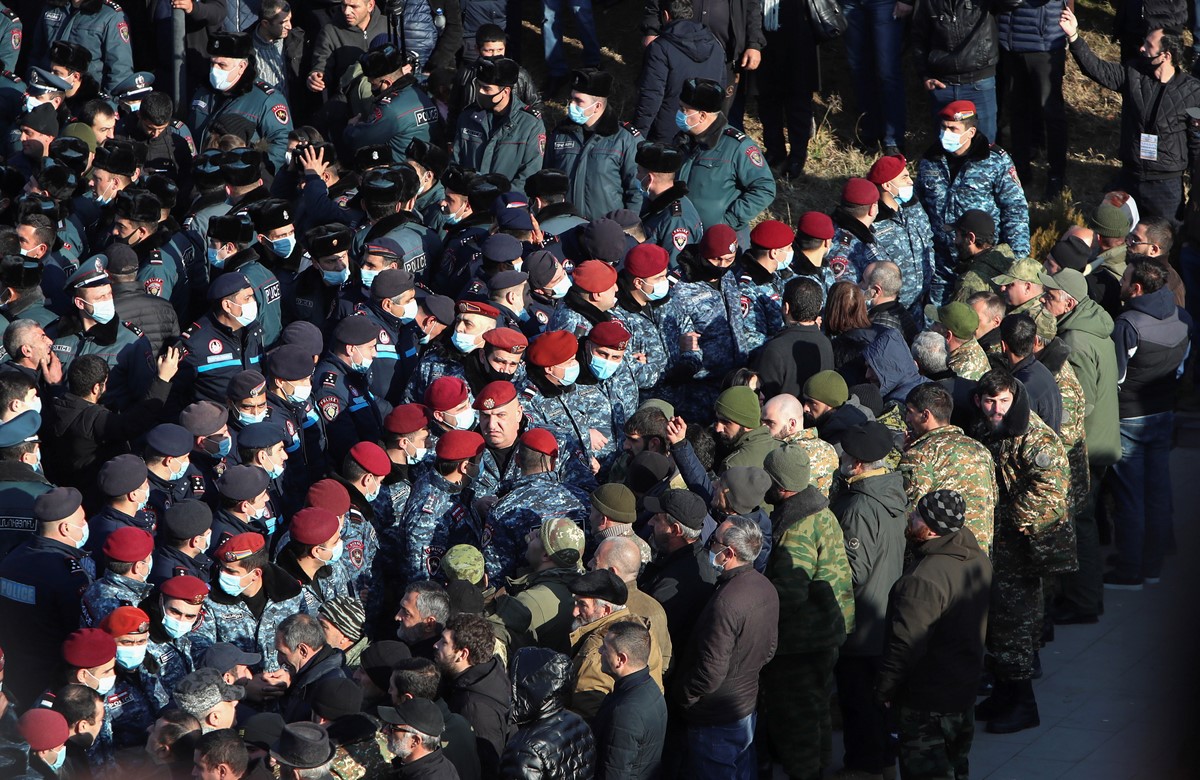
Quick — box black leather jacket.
[499,648,596,780]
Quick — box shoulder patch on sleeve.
[117,20,129,43]
[745,145,764,168]
[1034,451,1052,469]
[272,103,290,125]
[318,395,341,421]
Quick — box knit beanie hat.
[803,370,849,407]
[764,444,812,492]
[714,386,761,428]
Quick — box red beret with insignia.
[19,709,69,752]
[100,606,151,638]
[699,224,738,259]
[624,244,669,279]
[160,575,210,605]
[290,507,340,546]
[306,479,351,516]
[384,404,433,436]
[482,327,528,353]
[424,376,470,411]
[749,220,795,251]
[216,532,265,563]
[939,100,976,121]
[572,260,617,293]
[349,442,391,477]
[436,430,486,461]
[588,320,631,351]
[473,381,517,410]
[526,330,579,367]
[62,628,117,668]
[842,177,879,207]
[456,300,500,319]
[867,154,907,185]
[102,526,154,563]
[520,428,559,456]
[798,211,835,241]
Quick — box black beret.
[305,223,353,259]
[223,148,263,187]
[481,234,522,264]
[207,271,253,301]
[405,138,449,178]
[361,42,405,79]
[578,218,627,264]
[418,292,456,326]
[49,41,91,73]
[571,67,613,98]
[209,214,256,245]
[441,165,479,196]
[217,464,269,501]
[237,422,286,450]
[524,249,559,289]
[353,144,392,170]
[162,499,212,540]
[605,208,641,230]
[488,270,528,291]
[113,190,162,224]
[104,244,140,276]
[20,104,59,138]
[679,78,725,113]
[249,199,293,234]
[476,56,520,88]
[34,486,84,524]
[333,315,380,347]
[523,168,570,199]
[208,31,253,59]
[266,344,315,382]
[635,141,684,174]
[569,569,628,605]
[371,268,416,299]
[226,369,267,401]
[281,321,324,358]
[146,423,194,457]
[0,254,44,290]
[840,421,895,464]
[96,454,148,497]
[143,174,179,210]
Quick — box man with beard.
[490,516,586,654]
[379,698,458,777]
[395,580,451,659]
[801,370,871,448]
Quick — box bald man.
[761,394,837,496]
[593,537,672,673]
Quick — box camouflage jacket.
[951,243,1014,302]
[948,338,991,381]
[872,200,936,310]
[900,424,998,555]
[191,564,309,672]
[81,571,154,627]
[1039,339,1091,517]
[1010,295,1057,343]
[783,428,839,497]
[484,472,589,582]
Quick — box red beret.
[867,154,907,185]
[482,327,528,353]
[384,404,433,435]
[520,428,559,456]
[102,526,154,563]
[798,211,835,240]
[624,243,669,278]
[62,628,117,668]
[159,575,210,605]
[749,219,795,250]
[526,330,579,367]
[573,260,617,293]
[699,224,738,259]
[349,442,391,476]
[100,606,151,637]
[842,177,879,206]
[18,709,69,752]
[939,100,976,120]
[216,532,265,563]
[588,320,631,350]
[456,300,500,319]
[290,507,340,546]
[424,376,470,411]
[306,479,351,516]
[473,380,518,410]
[436,429,486,461]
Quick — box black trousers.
[834,653,893,773]
[1000,48,1068,180]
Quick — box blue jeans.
[1110,412,1175,579]
[843,0,907,147]
[929,76,998,142]
[542,0,601,77]
[687,712,758,780]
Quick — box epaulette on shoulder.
[670,200,682,216]
[103,0,124,12]
[123,321,144,337]
[723,126,747,142]
[171,119,184,129]
[181,323,200,338]
[256,80,276,94]
[620,121,641,137]
[1,7,17,20]
[2,71,23,84]
[522,104,543,119]
[148,249,163,265]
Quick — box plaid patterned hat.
[917,490,966,535]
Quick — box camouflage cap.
[441,544,485,585]
[992,256,1043,286]
[540,518,584,568]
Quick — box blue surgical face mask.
[896,184,914,204]
[451,330,480,354]
[323,267,350,286]
[549,276,571,299]
[321,539,345,564]
[400,299,418,322]
[558,362,580,386]
[567,100,597,125]
[210,65,237,91]
[207,434,232,457]
[168,459,188,481]
[161,609,195,640]
[940,129,965,154]
[48,746,67,772]
[643,277,669,301]
[265,455,285,480]
[115,643,148,670]
[350,344,373,372]
[363,479,381,502]
[285,382,312,404]
[208,245,224,268]
[589,354,618,381]
[219,570,248,597]
[250,502,268,520]
[232,299,258,328]
[360,267,381,290]
[448,408,476,431]
[675,110,696,133]
[88,299,116,324]
[271,235,296,258]
[236,408,267,426]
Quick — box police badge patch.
[118,22,129,44]
[746,146,765,168]
[537,133,546,156]
[144,278,163,297]
[9,29,19,51]
[671,227,689,251]
[272,104,290,125]
[318,396,341,421]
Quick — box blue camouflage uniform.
[676,116,777,233]
[669,248,755,392]
[335,481,383,597]
[483,472,589,580]
[916,139,1031,305]
[146,625,196,694]
[400,470,485,582]
[453,95,546,191]
[520,374,616,474]
[546,113,644,220]
[344,76,441,162]
[34,0,134,93]
[313,354,386,463]
[107,666,168,749]
[188,79,293,172]
[266,392,330,511]
[641,183,704,267]
[0,5,21,73]
[871,199,936,314]
[403,340,473,405]
[612,286,701,396]
[577,352,639,455]
[824,208,888,286]
[178,314,265,404]
[277,548,353,613]
[80,570,153,627]
[736,258,791,347]
[191,565,308,672]
[49,315,155,410]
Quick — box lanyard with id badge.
[1140,83,1168,161]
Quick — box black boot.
[987,679,1041,734]
[974,679,1010,721]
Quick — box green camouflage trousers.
[896,706,974,780]
[760,647,839,780]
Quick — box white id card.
[1140,133,1159,161]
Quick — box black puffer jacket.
[112,279,181,354]
[500,648,596,780]
[912,0,1022,84]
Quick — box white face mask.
[87,668,116,696]
[400,299,418,322]
[896,184,914,204]
[232,298,258,327]
[549,276,571,299]
[286,382,312,403]
[210,64,238,91]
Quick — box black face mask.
[68,731,96,750]
[476,89,501,111]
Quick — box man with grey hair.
[967,290,1006,355]
[396,580,451,659]
[911,330,951,379]
[270,722,337,780]
[593,536,673,672]
[2,319,62,385]
[379,697,456,773]
[863,261,918,343]
[673,515,779,777]
[174,668,244,733]
[275,613,348,723]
